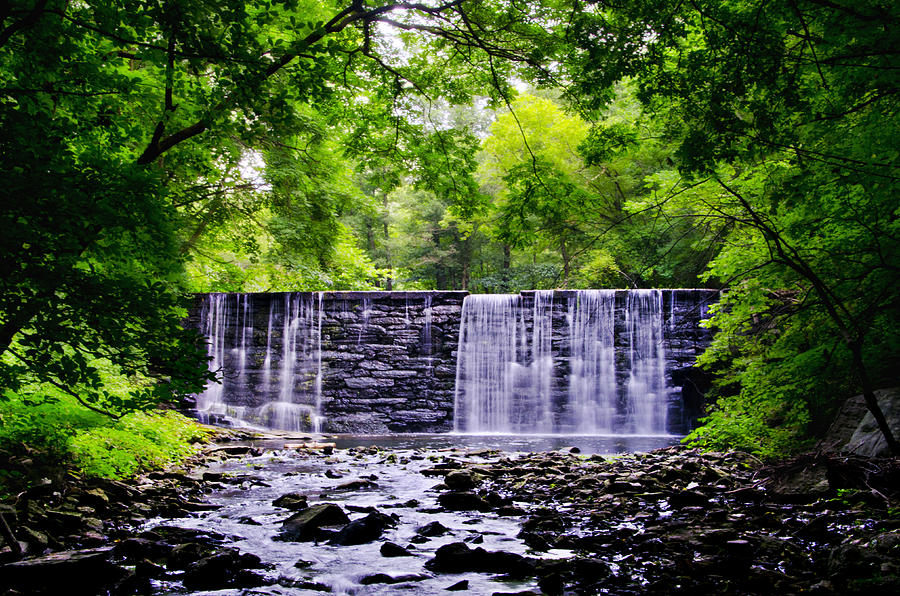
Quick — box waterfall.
[531,290,555,433]
[453,294,524,433]
[625,290,668,434]
[195,292,323,432]
[196,293,228,421]
[567,290,617,433]
[190,289,713,435]
[453,290,672,435]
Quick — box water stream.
[148,435,678,595]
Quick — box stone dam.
[187,290,719,435]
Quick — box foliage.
[70,410,211,480]
[557,0,900,453]
[0,385,211,485]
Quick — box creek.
[146,434,678,595]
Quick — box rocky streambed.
[1,436,899,595]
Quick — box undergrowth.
[0,385,212,492]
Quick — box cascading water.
[625,290,668,434]
[453,289,673,435]
[453,294,524,433]
[196,293,228,421]
[567,290,617,433]
[191,289,714,435]
[195,292,324,432]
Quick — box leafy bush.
[70,411,212,479]
[0,387,212,484]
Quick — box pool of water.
[330,433,681,454]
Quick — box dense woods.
[0,0,898,486]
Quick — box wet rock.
[380,541,413,557]
[417,520,451,537]
[446,579,469,590]
[335,479,379,490]
[272,493,309,510]
[113,537,172,562]
[425,542,534,577]
[238,516,262,525]
[0,547,125,595]
[361,572,429,584]
[142,525,225,544]
[438,491,492,512]
[279,503,350,541]
[444,469,477,490]
[328,511,397,546]
[181,548,267,590]
[668,489,710,508]
[167,542,211,569]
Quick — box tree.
[563,0,900,452]
[0,0,570,413]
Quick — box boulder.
[425,542,534,577]
[279,503,350,541]
[438,492,492,512]
[272,493,309,510]
[181,548,267,590]
[416,521,451,537]
[0,547,125,595]
[844,388,900,457]
[444,470,477,490]
[380,541,413,557]
[328,511,396,546]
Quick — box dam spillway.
[188,290,718,435]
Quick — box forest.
[0,0,898,482]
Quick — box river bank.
[1,433,898,595]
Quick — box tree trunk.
[851,342,899,455]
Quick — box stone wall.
[187,289,718,434]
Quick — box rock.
[668,489,710,508]
[361,572,429,585]
[142,525,225,544]
[328,511,396,546]
[417,520,451,537]
[335,479,378,491]
[425,542,534,577]
[114,537,172,562]
[279,503,350,541]
[438,492,492,512]
[767,464,831,501]
[181,548,267,590]
[381,541,414,557]
[167,542,210,569]
[446,579,469,590]
[445,470,477,490]
[0,547,125,595]
[238,516,262,525]
[844,388,900,457]
[272,493,309,510]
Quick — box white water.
[454,290,672,435]
[453,294,524,433]
[625,289,668,434]
[196,293,228,418]
[567,289,617,434]
[196,293,324,432]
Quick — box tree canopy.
[1,0,897,453]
